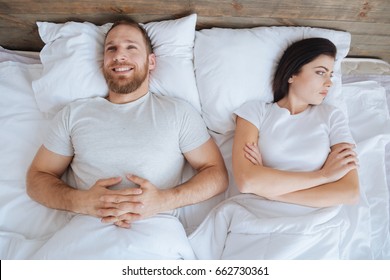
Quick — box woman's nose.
[325,76,333,87]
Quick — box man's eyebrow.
[105,39,139,47]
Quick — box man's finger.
[100,188,143,203]
[126,174,148,186]
[114,220,132,229]
[96,177,123,188]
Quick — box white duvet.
[0,56,390,260]
[190,194,348,259]
[189,132,390,260]
[31,214,195,260]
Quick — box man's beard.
[103,61,148,94]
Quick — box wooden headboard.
[1,0,389,63]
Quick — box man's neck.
[106,89,149,104]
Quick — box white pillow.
[32,14,201,115]
[0,47,40,64]
[0,61,50,182]
[194,26,351,134]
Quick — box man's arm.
[100,138,228,225]
[26,145,143,218]
[171,137,229,206]
[27,145,76,211]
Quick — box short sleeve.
[233,101,268,130]
[44,105,74,156]
[179,102,210,153]
[329,107,355,146]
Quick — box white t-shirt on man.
[44,92,210,191]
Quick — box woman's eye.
[316,71,325,76]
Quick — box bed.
[1,8,390,260]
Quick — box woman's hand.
[244,142,263,166]
[320,143,359,183]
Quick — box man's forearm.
[26,168,80,212]
[165,164,228,210]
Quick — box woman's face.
[288,54,335,106]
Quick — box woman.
[189,38,360,259]
[233,37,359,207]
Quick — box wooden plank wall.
[0,0,389,62]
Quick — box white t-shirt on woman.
[234,101,354,172]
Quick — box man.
[26,19,228,233]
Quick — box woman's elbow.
[234,172,264,195]
[233,171,249,193]
[343,180,360,205]
[346,185,360,205]
[236,179,250,194]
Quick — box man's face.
[103,24,151,94]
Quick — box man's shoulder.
[56,97,103,117]
[73,96,102,105]
[150,92,182,103]
[150,93,198,113]
[63,96,102,110]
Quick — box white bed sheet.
[342,58,390,237]
[342,59,390,198]
[1,49,389,259]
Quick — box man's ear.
[148,53,156,71]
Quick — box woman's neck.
[276,97,308,115]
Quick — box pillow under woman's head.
[194,26,351,134]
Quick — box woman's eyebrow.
[314,66,334,73]
[315,66,329,71]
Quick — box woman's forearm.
[234,163,329,197]
[267,169,360,207]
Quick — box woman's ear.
[288,77,294,83]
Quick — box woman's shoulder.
[236,100,271,113]
[315,103,345,114]
[234,100,273,129]
[313,103,348,122]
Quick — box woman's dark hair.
[104,19,153,54]
[272,37,337,102]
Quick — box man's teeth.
[114,67,131,72]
